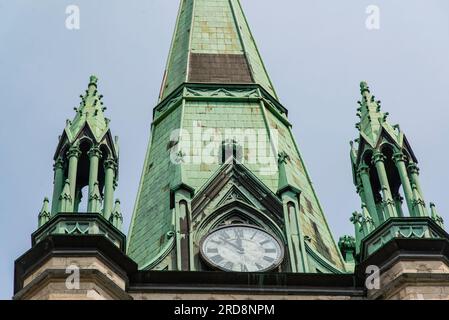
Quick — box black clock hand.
[219,237,244,253]
[236,233,244,252]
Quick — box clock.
[200,225,284,272]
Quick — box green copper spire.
[356,81,401,148]
[47,76,120,217]
[32,76,126,250]
[65,75,110,143]
[347,81,446,261]
[430,203,444,228]
[38,197,51,227]
[159,0,277,101]
[129,0,346,273]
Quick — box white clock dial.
[200,225,284,272]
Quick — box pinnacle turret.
[38,197,51,227]
[345,81,446,262]
[88,181,102,213]
[111,199,123,230]
[35,75,123,244]
[66,75,110,143]
[355,81,398,148]
[59,179,72,212]
[277,151,301,196]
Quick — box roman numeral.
[265,248,276,254]
[234,229,244,238]
[211,240,221,245]
[240,264,248,272]
[224,261,234,270]
[255,263,264,270]
[260,239,270,245]
[207,248,219,254]
[211,255,224,264]
[221,231,230,239]
[250,231,257,240]
[263,256,275,263]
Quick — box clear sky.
[1,0,448,299]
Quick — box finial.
[338,235,356,262]
[360,81,370,94]
[89,75,98,86]
[350,211,362,224]
[278,151,290,165]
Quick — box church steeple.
[159,0,277,101]
[33,76,125,250]
[129,0,346,273]
[347,82,445,260]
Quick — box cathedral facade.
[14,0,449,300]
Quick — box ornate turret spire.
[345,81,446,262]
[356,81,399,148]
[66,75,110,143]
[45,76,120,217]
[33,76,125,251]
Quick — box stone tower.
[127,0,346,274]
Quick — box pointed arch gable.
[193,200,286,246]
[191,161,283,222]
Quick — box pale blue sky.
[1,0,449,299]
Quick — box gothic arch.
[193,200,286,246]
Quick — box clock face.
[200,225,284,272]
